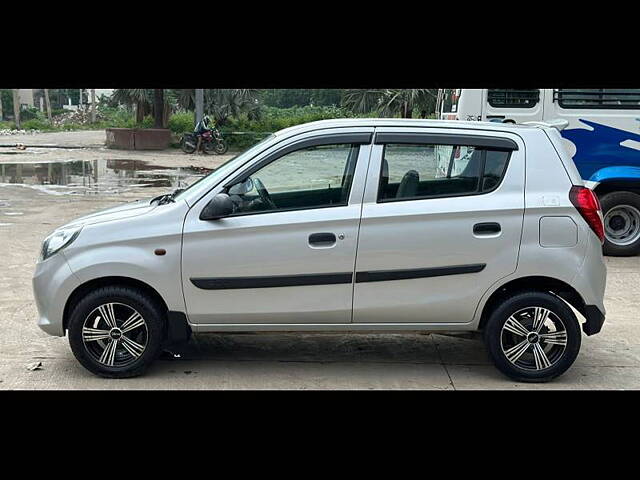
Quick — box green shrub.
[22,118,54,131]
[221,105,357,150]
[0,121,16,130]
[168,112,194,135]
[19,107,40,121]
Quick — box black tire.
[203,139,228,155]
[600,191,640,256]
[483,291,581,383]
[180,136,197,154]
[213,139,228,155]
[67,286,165,378]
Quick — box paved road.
[0,129,107,147]
[1,135,639,389]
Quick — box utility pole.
[44,89,52,124]
[0,92,3,120]
[12,89,20,129]
[79,88,83,109]
[195,89,204,125]
[90,89,96,123]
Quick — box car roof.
[274,118,542,137]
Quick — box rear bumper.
[583,305,605,336]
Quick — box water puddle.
[0,159,212,195]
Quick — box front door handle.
[473,222,501,235]
[309,232,336,246]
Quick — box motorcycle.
[180,127,228,155]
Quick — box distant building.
[17,89,35,109]
[29,89,115,112]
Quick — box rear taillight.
[569,186,605,244]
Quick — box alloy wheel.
[81,302,148,368]
[500,306,568,371]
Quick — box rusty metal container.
[105,128,135,149]
[105,128,171,150]
[133,128,171,150]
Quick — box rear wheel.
[180,135,197,154]
[600,191,640,256]
[484,291,581,382]
[68,286,165,378]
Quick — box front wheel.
[203,139,228,155]
[67,286,166,378]
[600,191,640,256]
[483,291,581,383]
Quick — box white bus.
[438,88,640,256]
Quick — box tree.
[310,89,344,106]
[44,89,52,124]
[260,89,312,108]
[0,90,13,121]
[341,89,385,115]
[12,89,20,129]
[342,89,438,118]
[153,89,164,128]
[177,89,261,125]
[111,89,152,123]
[90,89,96,123]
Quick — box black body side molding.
[191,272,353,290]
[355,264,486,283]
[190,264,485,290]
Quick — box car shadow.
[159,332,490,366]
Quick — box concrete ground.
[1,131,639,389]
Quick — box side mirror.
[200,193,235,220]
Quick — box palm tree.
[153,89,164,128]
[111,89,152,123]
[342,89,438,118]
[341,89,385,115]
[176,89,260,125]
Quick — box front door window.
[226,143,360,215]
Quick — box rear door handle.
[473,222,501,235]
[309,232,336,246]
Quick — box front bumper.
[32,252,81,337]
[583,305,606,336]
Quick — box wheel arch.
[594,181,640,197]
[62,276,169,333]
[478,276,587,331]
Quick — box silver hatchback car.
[33,119,607,382]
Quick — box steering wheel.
[253,178,277,210]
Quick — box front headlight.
[40,225,83,261]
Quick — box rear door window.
[378,142,511,202]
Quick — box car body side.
[33,120,606,338]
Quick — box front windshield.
[173,134,276,204]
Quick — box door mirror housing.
[200,193,235,220]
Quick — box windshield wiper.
[151,188,184,205]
